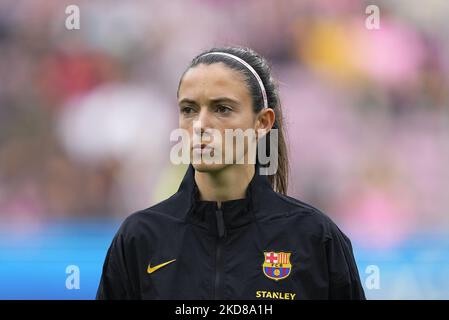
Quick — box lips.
[192,143,215,156]
[192,143,213,150]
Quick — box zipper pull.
[215,208,226,238]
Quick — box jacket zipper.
[214,207,226,300]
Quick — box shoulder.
[269,192,345,242]
[114,192,188,242]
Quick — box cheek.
[232,113,257,131]
[179,117,192,131]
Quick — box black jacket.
[96,164,366,300]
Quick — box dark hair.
[177,46,289,195]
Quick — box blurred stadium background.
[0,0,448,299]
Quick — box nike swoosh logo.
[147,259,176,274]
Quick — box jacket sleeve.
[96,231,135,300]
[325,222,366,300]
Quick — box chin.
[191,162,228,173]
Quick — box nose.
[194,107,213,136]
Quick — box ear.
[255,108,275,139]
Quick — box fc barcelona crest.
[262,251,292,281]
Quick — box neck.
[194,164,255,208]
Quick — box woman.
[96,46,366,300]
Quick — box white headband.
[201,52,268,109]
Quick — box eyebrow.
[178,97,239,105]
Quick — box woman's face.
[177,62,261,173]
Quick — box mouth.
[192,143,213,150]
[192,143,215,155]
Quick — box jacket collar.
[177,163,273,236]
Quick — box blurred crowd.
[0,0,448,248]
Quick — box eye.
[180,105,195,115]
[216,104,232,114]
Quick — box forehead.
[178,63,250,102]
